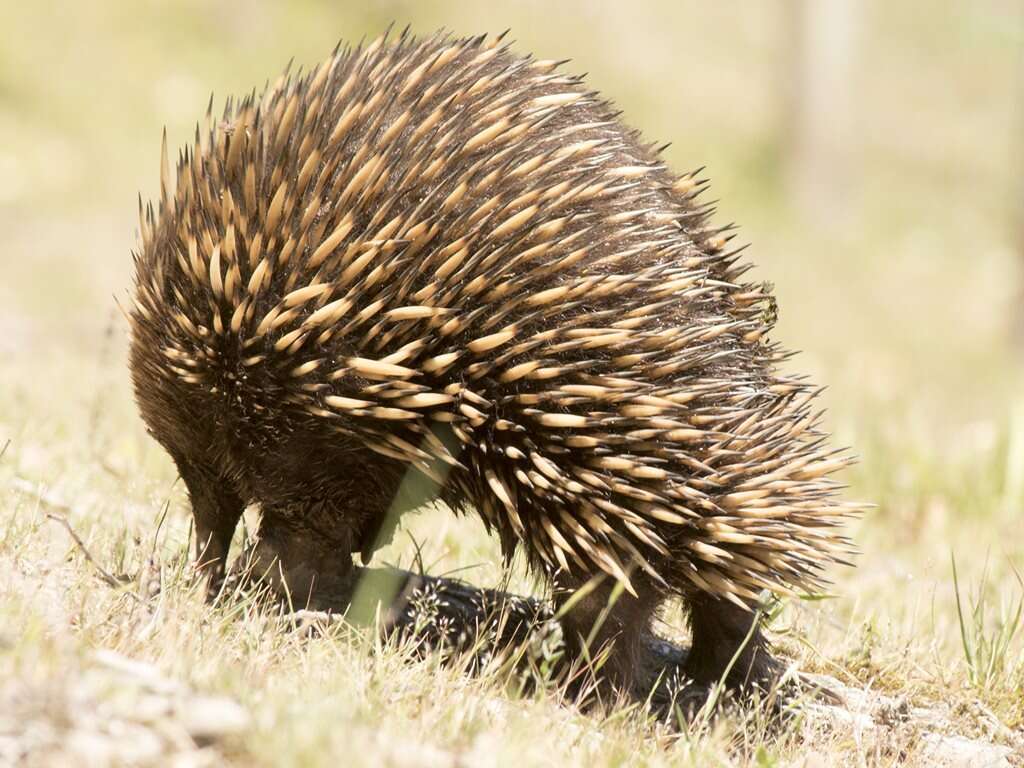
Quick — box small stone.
[917,732,1013,768]
[109,722,166,764]
[91,649,179,695]
[65,729,116,768]
[178,695,250,744]
[794,752,830,768]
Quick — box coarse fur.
[129,28,861,699]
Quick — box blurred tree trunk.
[1015,48,1024,352]
[784,0,861,224]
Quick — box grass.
[2,0,1024,765]
[952,553,1024,692]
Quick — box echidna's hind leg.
[553,573,661,701]
[682,593,782,694]
[173,454,245,594]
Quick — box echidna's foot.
[192,558,229,603]
[215,545,275,603]
[777,670,845,708]
[651,677,797,727]
[647,656,807,727]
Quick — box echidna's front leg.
[173,455,245,593]
[682,594,782,693]
[553,573,660,700]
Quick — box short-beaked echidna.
[129,29,861,695]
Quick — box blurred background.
[2,0,1023,664]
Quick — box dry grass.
[2,1,1024,765]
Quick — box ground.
[1,1,1023,766]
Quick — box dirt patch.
[0,649,248,768]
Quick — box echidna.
[129,29,860,696]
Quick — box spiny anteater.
[129,29,861,696]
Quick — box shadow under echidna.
[129,28,863,712]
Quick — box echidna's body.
[130,30,858,695]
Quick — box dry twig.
[44,511,141,603]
